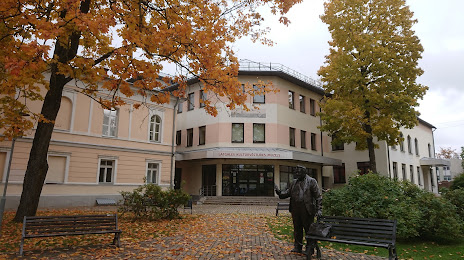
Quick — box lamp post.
[0,137,17,233]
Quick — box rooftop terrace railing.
[239,59,323,89]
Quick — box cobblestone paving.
[161,204,387,259]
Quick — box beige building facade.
[0,79,177,208]
[1,62,449,208]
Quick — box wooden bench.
[306,216,397,260]
[275,202,289,216]
[20,214,122,256]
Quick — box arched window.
[399,133,404,152]
[407,135,412,154]
[414,138,419,155]
[149,115,161,142]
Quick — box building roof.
[418,118,436,129]
[175,147,342,166]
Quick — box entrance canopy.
[420,157,451,166]
[176,147,342,166]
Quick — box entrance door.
[202,165,217,196]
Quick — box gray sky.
[233,0,464,154]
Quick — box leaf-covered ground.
[0,208,300,259]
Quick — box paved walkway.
[13,205,387,259]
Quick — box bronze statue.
[275,165,322,255]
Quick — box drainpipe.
[170,97,180,189]
[319,97,325,189]
[387,143,391,179]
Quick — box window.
[301,130,307,149]
[311,133,317,151]
[55,97,72,131]
[177,100,183,113]
[99,159,115,183]
[289,127,295,147]
[176,130,181,145]
[299,95,305,113]
[188,93,194,111]
[333,163,346,184]
[310,98,316,116]
[402,164,406,180]
[187,128,193,147]
[407,135,412,154]
[46,155,66,184]
[399,133,404,152]
[410,165,414,183]
[199,126,206,145]
[331,135,344,151]
[200,90,206,108]
[357,162,370,175]
[253,85,265,104]
[253,123,265,143]
[414,138,419,155]
[146,162,159,184]
[428,143,432,157]
[288,91,295,109]
[417,166,421,185]
[149,115,162,142]
[232,123,244,143]
[393,162,398,179]
[102,108,118,137]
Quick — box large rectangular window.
[146,162,159,184]
[289,127,295,147]
[288,91,295,109]
[177,101,183,113]
[200,90,206,108]
[188,93,194,111]
[176,130,181,145]
[393,162,398,179]
[333,163,346,184]
[310,98,316,116]
[402,163,406,180]
[253,85,265,104]
[102,109,118,137]
[311,133,317,151]
[299,95,305,113]
[187,128,193,147]
[232,123,244,143]
[301,130,306,149]
[199,126,206,145]
[331,134,344,151]
[99,159,115,183]
[253,123,265,143]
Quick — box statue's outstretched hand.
[274,184,281,195]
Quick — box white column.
[216,164,222,196]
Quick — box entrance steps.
[202,196,288,206]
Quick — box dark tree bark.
[13,0,91,222]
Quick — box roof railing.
[239,59,323,89]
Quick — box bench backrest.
[320,216,396,245]
[23,214,119,237]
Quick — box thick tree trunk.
[13,72,67,221]
[13,0,91,222]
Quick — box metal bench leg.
[19,237,24,256]
[113,232,121,247]
[315,243,322,259]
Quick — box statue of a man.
[275,165,322,255]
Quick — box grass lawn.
[267,215,464,259]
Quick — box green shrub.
[119,183,190,220]
[450,174,464,190]
[323,173,463,241]
[443,188,464,222]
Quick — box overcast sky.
[232,0,464,154]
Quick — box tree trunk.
[367,135,377,173]
[13,72,68,221]
[13,0,91,222]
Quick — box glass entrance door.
[222,164,274,196]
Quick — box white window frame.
[149,113,162,143]
[102,108,118,137]
[146,160,161,184]
[97,156,118,184]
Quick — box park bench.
[306,216,397,260]
[275,202,289,216]
[184,198,193,214]
[20,214,122,256]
